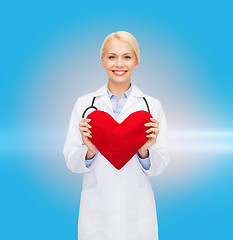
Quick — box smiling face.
[101,38,139,86]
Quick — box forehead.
[105,38,134,54]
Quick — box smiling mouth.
[112,70,128,76]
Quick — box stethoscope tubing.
[82,96,150,119]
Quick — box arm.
[63,98,97,173]
[138,101,169,176]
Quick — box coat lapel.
[93,83,114,116]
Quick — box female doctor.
[63,31,169,240]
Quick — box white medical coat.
[63,82,169,240]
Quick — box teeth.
[114,71,126,74]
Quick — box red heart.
[86,110,153,170]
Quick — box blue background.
[1,0,232,239]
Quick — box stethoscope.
[82,96,150,119]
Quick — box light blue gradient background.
[1,1,232,239]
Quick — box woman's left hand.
[138,117,159,158]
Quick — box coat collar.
[107,82,132,100]
[92,82,146,120]
[93,82,145,98]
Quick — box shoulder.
[142,93,160,105]
[132,82,162,110]
[69,91,97,121]
[138,92,166,120]
[74,90,99,108]
[76,92,95,105]
[140,92,162,112]
[74,83,106,107]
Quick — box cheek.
[105,60,115,70]
[127,61,137,70]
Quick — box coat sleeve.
[138,100,170,176]
[63,97,96,173]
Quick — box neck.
[108,81,131,99]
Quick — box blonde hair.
[100,31,140,64]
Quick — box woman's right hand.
[78,118,98,159]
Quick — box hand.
[79,118,98,158]
[138,117,159,157]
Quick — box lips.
[112,70,128,76]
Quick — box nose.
[115,57,124,67]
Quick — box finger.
[146,133,157,139]
[83,132,92,138]
[84,118,91,122]
[79,121,86,127]
[144,118,159,125]
[79,118,91,125]
[150,118,159,124]
[146,127,159,133]
[144,122,159,128]
[80,127,92,133]
[152,129,159,136]
[79,121,92,128]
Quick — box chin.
[109,79,131,84]
[109,76,131,83]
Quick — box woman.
[63,31,169,240]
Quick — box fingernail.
[146,130,149,133]
[88,125,92,128]
[87,119,91,122]
[150,118,153,120]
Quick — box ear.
[101,57,106,69]
[134,59,139,68]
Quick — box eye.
[124,56,131,59]
[109,56,115,59]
